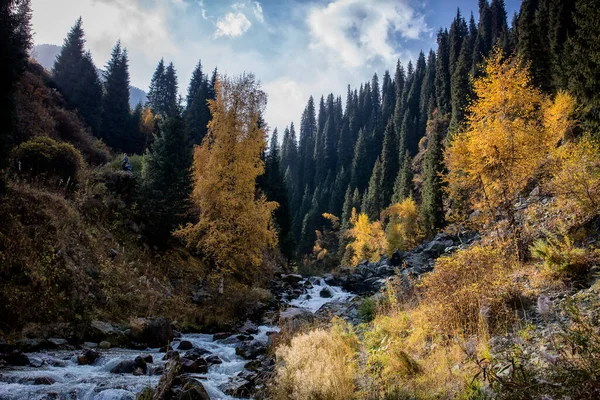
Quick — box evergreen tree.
[449,10,468,76]
[362,157,384,221]
[472,0,493,76]
[148,60,179,118]
[435,29,452,114]
[518,0,552,91]
[185,60,211,145]
[451,19,476,129]
[52,19,102,133]
[350,128,369,194]
[393,150,414,203]
[299,189,321,255]
[0,0,31,184]
[490,0,508,47]
[421,114,448,236]
[420,50,437,136]
[142,114,192,243]
[565,0,600,128]
[100,42,132,151]
[380,119,398,209]
[281,123,298,185]
[264,129,295,262]
[52,18,84,102]
[381,70,395,126]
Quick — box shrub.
[358,297,377,323]
[421,243,518,335]
[273,318,359,400]
[547,135,600,224]
[530,234,596,279]
[12,136,85,187]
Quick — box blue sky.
[31,0,520,132]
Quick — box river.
[0,278,353,400]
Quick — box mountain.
[31,44,147,108]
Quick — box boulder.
[236,334,254,341]
[235,341,267,359]
[47,338,69,348]
[89,320,128,347]
[83,342,98,348]
[129,317,173,348]
[281,274,303,285]
[183,347,210,362]
[77,349,100,365]
[177,340,194,350]
[99,341,111,350]
[162,350,180,361]
[29,356,43,367]
[180,357,198,373]
[212,332,232,341]
[138,354,154,364]
[15,338,49,352]
[1,350,30,366]
[223,377,252,397]
[239,320,259,335]
[279,307,314,332]
[33,376,56,385]
[390,249,406,267]
[110,360,135,374]
[319,288,333,298]
[175,378,210,400]
[205,354,222,365]
[244,360,262,372]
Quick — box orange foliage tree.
[445,50,576,233]
[176,74,278,281]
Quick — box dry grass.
[273,318,359,400]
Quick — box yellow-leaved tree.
[343,209,385,267]
[175,74,278,282]
[445,49,576,234]
[382,197,422,256]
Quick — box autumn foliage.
[445,50,576,228]
[176,74,278,279]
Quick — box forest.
[1,0,600,399]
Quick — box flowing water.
[0,279,353,400]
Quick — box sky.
[30,0,520,133]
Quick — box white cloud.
[253,2,264,23]
[307,0,428,68]
[214,12,252,38]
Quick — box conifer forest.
[1,0,600,399]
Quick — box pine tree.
[350,128,369,194]
[52,19,102,133]
[490,0,508,47]
[264,129,295,262]
[381,70,395,126]
[393,150,414,203]
[472,0,493,76]
[362,157,384,221]
[0,0,31,183]
[449,10,468,76]
[564,0,600,128]
[435,29,452,114]
[142,114,192,243]
[421,114,448,236]
[419,50,437,136]
[147,59,166,115]
[451,19,476,129]
[518,0,552,91]
[380,119,398,208]
[148,60,179,118]
[100,42,132,151]
[52,18,84,102]
[185,60,211,145]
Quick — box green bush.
[530,234,595,279]
[12,136,85,186]
[359,297,377,322]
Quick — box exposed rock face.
[278,307,315,332]
[129,317,173,348]
[335,232,480,295]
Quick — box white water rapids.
[0,278,353,400]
